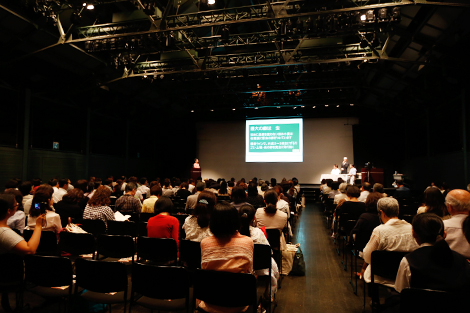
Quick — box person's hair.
[62,188,84,204]
[103,179,112,186]
[180,182,188,189]
[321,179,326,185]
[292,177,298,186]
[247,182,259,197]
[412,213,445,244]
[149,181,160,189]
[445,192,470,212]
[163,178,171,188]
[377,197,399,217]
[31,178,42,187]
[228,181,234,187]
[346,185,361,198]
[271,178,277,186]
[194,191,217,228]
[140,177,147,185]
[261,183,268,192]
[31,189,53,217]
[88,186,111,207]
[154,196,174,214]
[209,201,239,238]
[423,187,448,217]
[196,182,205,191]
[463,215,470,244]
[93,180,102,189]
[339,183,348,194]
[396,180,404,186]
[34,184,54,199]
[4,189,23,212]
[365,192,384,213]
[0,194,16,220]
[362,182,372,191]
[125,182,137,193]
[337,177,344,184]
[49,178,58,187]
[219,181,228,195]
[74,179,88,193]
[18,181,32,197]
[273,185,283,195]
[5,179,19,189]
[58,178,68,188]
[263,190,278,214]
[239,204,256,237]
[231,186,247,204]
[373,183,384,194]
[150,185,162,196]
[467,183,470,192]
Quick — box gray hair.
[377,197,399,217]
[339,183,348,194]
[445,192,470,212]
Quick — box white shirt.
[182,215,213,242]
[53,187,68,203]
[331,168,341,175]
[363,218,419,287]
[277,199,290,218]
[444,214,470,258]
[349,167,357,176]
[334,193,347,205]
[358,191,370,203]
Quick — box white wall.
[196,117,357,184]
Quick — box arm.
[12,214,45,255]
[172,217,179,248]
[394,257,411,293]
[105,207,116,221]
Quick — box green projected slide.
[246,118,303,162]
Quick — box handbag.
[290,246,306,276]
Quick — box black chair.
[172,198,186,213]
[130,264,191,313]
[0,254,24,312]
[340,218,357,271]
[265,229,282,288]
[23,230,58,256]
[139,213,155,223]
[24,255,73,312]
[81,219,107,236]
[137,222,148,237]
[107,220,138,237]
[401,214,414,224]
[253,244,273,313]
[179,239,201,270]
[96,235,135,263]
[368,250,408,312]
[59,232,96,259]
[194,269,257,313]
[74,258,128,313]
[136,237,177,264]
[400,288,465,313]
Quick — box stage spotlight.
[87,4,94,10]
[208,0,215,5]
[366,10,374,22]
[360,14,366,22]
[378,8,388,21]
[325,104,329,107]
[313,106,316,108]
[392,7,401,21]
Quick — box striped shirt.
[83,205,115,227]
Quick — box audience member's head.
[58,178,69,189]
[150,185,162,197]
[210,201,239,239]
[331,182,340,191]
[346,185,361,199]
[194,191,217,228]
[62,188,85,204]
[231,186,247,204]
[239,204,256,237]
[219,181,228,194]
[412,213,445,245]
[0,193,16,220]
[88,186,111,207]
[247,182,259,197]
[75,180,88,193]
[362,182,371,192]
[4,189,23,211]
[423,187,448,217]
[396,180,404,187]
[5,179,19,190]
[140,177,148,186]
[125,182,137,193]
[339,183,348,194]
[445,189,470,214]
[261,183,268,192]
[154,196,174,214]
[264,190,278,214]
[31,185,54,217]
[365,192,384,213]
[377,197,399,218]
[18,181,33,197]
[373,183,385,194]
[196,182,205,192]
[321,179,326,185]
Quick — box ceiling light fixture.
[208,0,215,5]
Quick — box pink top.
[193,163,200,169]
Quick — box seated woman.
[335,185,366,221]
[217,181,229,197]
[416,187,450,219]
[246,182,264,209]
[395,213,470,292]
[147,197,179,246]
[230,186,250,211]
[182,191,215,242]
[55,188,85,227]
[199,201,254,313]
[255,190,288,251]
[4,189,25,234]
[26,185,62,234]
[239,204,279,302]
[83,186,115,228]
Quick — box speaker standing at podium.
[193,158,200,169]
[191,158,201,181]
[341,157,349,174]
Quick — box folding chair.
[136,237,177,264]
[81,219,107,236]
[23,230,58,256]
[96,234,135,263]
[59,232,96,259]
[253,244,274,313]
[0,254,24,312]
[107,220,138,237]
[265,229,282,288]
[179,239,201,270]
[139,213,155,223]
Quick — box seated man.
[394,180,410,200]
[331,164,340,175]
[358,182,371,203]
[395,213,470,292]
[443,189,470,259]
[115,182,142,214]
[362,197,418,288]
[142,186,162,213]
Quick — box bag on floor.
[290,247,306,276]
[281,243,298,275]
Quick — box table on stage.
[320,173,362,183]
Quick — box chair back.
[371,250,408,282]
[137,221,148,237]
[253,244,272,271]
[194,269,257,311]
[136,237,177,263]
[81,219,107,236]
[75,258,128,293]
[400,288,464,313]
[24,255,73,288]
[132,264,190,300]
[265,229,282,269]
[96,234,135,260]
[107,220,137,237]
[0,254,24,289]
[179,240,201,269]
[139,213,155,222]
[59,232,96,258]
[23,230,58,255]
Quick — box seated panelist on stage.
[331,164,340,175]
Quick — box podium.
[361,168,384,185]
[191,168,201,181]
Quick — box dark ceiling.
[0,0,469,122]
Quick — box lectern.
[190,168,201,181]
[361,168,384,185]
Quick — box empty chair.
[253,244,273,313]
[400,288,465,313]
[194,269,257,313]
[265,229,281,270]
[179,239,201,270]
[0,254,24,312]
[81,219,107,236]
[96,234,135,263]
[137,222,147,237]
[130,264,191,313]
[107,220,137,237]
[59,232,96,259]
[139,213,155,223]
[24,255,73,312]
[136,237,177,264]
[23,230,58,256]
[74,258,128,312]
